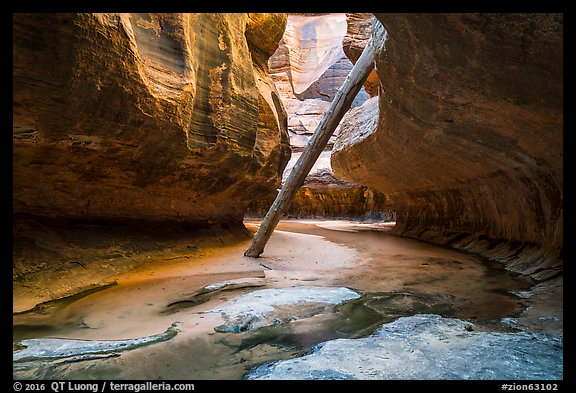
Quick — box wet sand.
[13,219,557,380]
[273,220,532,322]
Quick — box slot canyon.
[13,13,562,381]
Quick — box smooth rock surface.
[342,13,379,96]
[13,13,291,224]
[268,13,369,147]
[249,14,381,220]
[332,13,563,279]
[277,14,348,95]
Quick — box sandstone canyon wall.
[14,13,563,282]
[342,13,379,97]
[268,13,369,148]
[246,13,392,220]
[247,150,395,220]
[13,13,291,226]
[332,14,563,280]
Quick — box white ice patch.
[510,290,532,299]
[203,277,265,292]
[13,323,180,362]
[246,314,563,380]
[208,286,360,332]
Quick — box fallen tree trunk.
[244,23,387,258]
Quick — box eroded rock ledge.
[332,14,563,280]
[246,150,394,220]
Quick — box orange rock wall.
[332,14,563,279]
[13,13,291,224]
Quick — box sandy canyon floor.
[13,220,563,380]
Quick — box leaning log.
[244,22,387,258]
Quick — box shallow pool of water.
[13,220,554,380]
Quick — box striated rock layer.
[246,13,385,221]
[247,151,394,220]
[286,170,394,220]
[13,13,291,226]
[332,14,563,280]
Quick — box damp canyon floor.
[13,220,563,380]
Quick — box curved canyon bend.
[13,12,562,381]
[13,220,560,380]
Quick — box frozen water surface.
[208,286,360,332]
[246,314,563,380]
[13,323,180,362]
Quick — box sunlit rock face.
[342,13,379,96]
[280,13,348,95]
[13,13,291,224]
[288,169,393,220]
[246,13,385,220]
[332,14,563,279]
[268,13,369,148]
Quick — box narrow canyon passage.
[13,220,561,380]
[13,12,562,382]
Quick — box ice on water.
[246,314,563,380]
[208,286,361,331]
